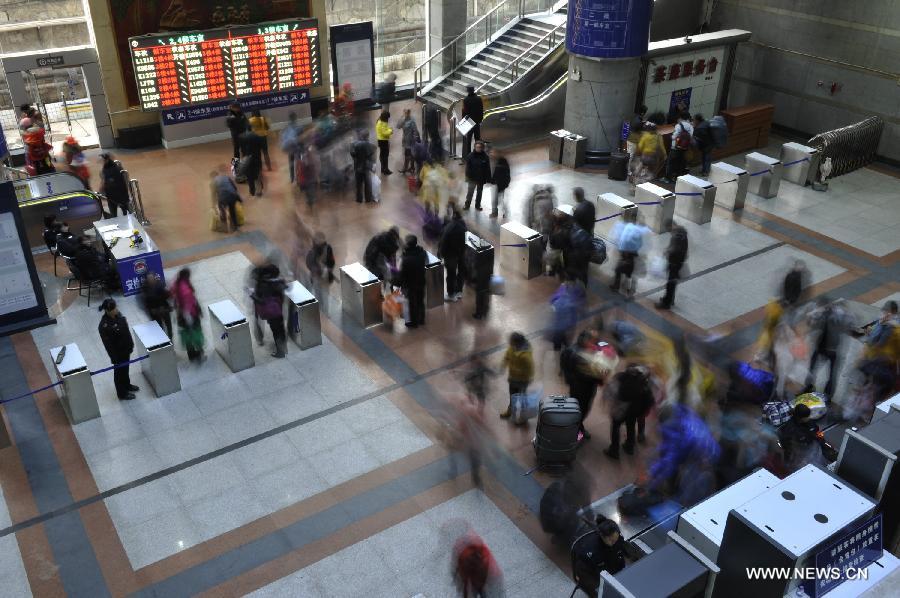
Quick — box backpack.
[709,116,729,148]
[590,236,607,265]
[674,125,692,151]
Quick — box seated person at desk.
[573,518,630,595]
[54,223,78,256]
[71,236,119,289]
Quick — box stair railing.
[476,20,565,94]
[415,0,552,99]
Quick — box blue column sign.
[566,0,653,59]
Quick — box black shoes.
[119,393,136,401]
[603,448,619,460]
[655,301,671,310]
[128,384,140,392]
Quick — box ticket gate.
[340,262,383,327]
[208,299,254,372]
[709,162,748,211]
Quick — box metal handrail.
[476,21,564,93]
[0,164,30,180]
[413,0,521,99]
[129,178,150,226]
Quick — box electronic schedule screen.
[129,19,320,110]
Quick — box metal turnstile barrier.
[500,221,543,279]
[674,175,716,225]
[548,129,569,163]
[285,280,322,349]
[51,343,100,424]
[424,251,445,309]
[635,183,674,233]
[464,231,494,285]
[133,321,181,397]
[745,152,782,198]
[709,162,748,211]
[562,133,586,169]
[208,299,255,372]
[340,262,383,327]
[596,192,637,238]
[780,142,820,186]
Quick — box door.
[24,66,99,150]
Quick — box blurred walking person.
[399,234,427,328]
[171,268,205,363]
[490,151,510,219]
[452,527,504,597]
[655,222,688,310]
[210,166,243,232]
[281,112,302,183]
[225,102,248,159]
[439,207,467,302]
[251,263,287,358]
[464,141,491,211]
[498,332,534,419]
[398,108,420,175]
[375,111,393,175]
[140,272,173,339]
[604,364,654,459]
[239,126,265,197]
[248,109,272,170]
[351,130,375,202]
[99,152,130,216]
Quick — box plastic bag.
[371,173,382,203]
[793,392,827,420]
[382,290,402,320]
[210,208,226,233]
[511,388,540,424]
[649,255,667,280]
[235,201,245,226]
[490,275,506,296]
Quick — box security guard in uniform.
[98,298,139,400]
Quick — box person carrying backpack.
[692,114,714,176]
[663,111,694,183]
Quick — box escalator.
[13,172,104,250]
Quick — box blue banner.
[811,513,883,597]
[115,251,165,297]
[161,89,310,126]
[566,0,653,59]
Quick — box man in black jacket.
[438,208,467,301]
[560,330,603,439]
[572,187,595,234]
[100,153,130,216]
[399,235,427,328]
[226,103,249,159]
[364,226,401,289]
[692,114,714,176]
[461,86,484,159]
[464,141,491,211]
[72,236,118,289]
[351,130,376,203]
[655,222,688,310]
[239,129,265,197]
[98,298,138,400]
[565,225,592,287]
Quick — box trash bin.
[745,152,782,199]
[51,343,100,424]
[285,280,322,349]
[709,162,748,212]
[500,221,543,279]
[562,134,586,168]
[635,183,674,233]
[424,251,445,309]
[608,151,629,181]
[208,299,255,372]
[548,129,569,163]
[133,321,181,397]
[780,142,820,186]
[340,262,383,327]
[675,174,716,225]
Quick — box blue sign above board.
[810,513,883,597]
[161,89,310,126]
[566,0,653,59]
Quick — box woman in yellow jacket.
[499,332,535,418]
[375,110,393,176]
[248,110,272,171]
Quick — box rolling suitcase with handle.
[534,395,581,471]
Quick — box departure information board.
[129,19,320,111]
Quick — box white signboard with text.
[643,45,726,120]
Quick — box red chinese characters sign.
[129,19,320,111]
[651,55,720,84]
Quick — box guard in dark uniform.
[98,298,139,400]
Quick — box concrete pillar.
[563,55,640,152]
[82,61,115,148]
[428,0,467,80]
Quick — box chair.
[64,258,107,307]
[569,529,601,598]
[42,228,61,276]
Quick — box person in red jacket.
[452,527,504,597]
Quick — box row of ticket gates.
[589,398,900,598]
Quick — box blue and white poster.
[810,513,883,597]
[566,0,653,59]
[115,251,165,297]
[161,89,310,126]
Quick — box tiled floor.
[247,489,572,598]
[29,253,433,570]
[0,485,31,598]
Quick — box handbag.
[763,400,792,427]
[234,201,245,226]
[210,208,226,233]
[255,296,282,320]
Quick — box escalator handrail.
[482,72,568,119]
[476,20,565,94]
[15,170,87,189]
[17,189,104,208]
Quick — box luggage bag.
[533,395,581,470]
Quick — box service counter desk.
[93,214,164,296]
[499,221,543,279]
[340,262,383,327]
[133,321,181,396]
[208,299,254,372]
[50,343,99,424]
[285,280,322,349]
[424,251,444,309]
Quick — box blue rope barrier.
[783,157,809,167]
[674,191,703,196]
[749,169,771,177]
[1,354,151,406]
[636,201,662,206]
[499,243,527,248]
[595,213,623,223]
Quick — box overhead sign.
[128,19,321,111]
[642,45,726,122]
[36,55,64,68]
[566,0,653,59]
[160,89,309,125]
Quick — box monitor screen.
[129,19,320,111]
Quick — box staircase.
[416,3,567,113]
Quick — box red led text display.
[129,19,320,111]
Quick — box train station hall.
[0,0,898,596]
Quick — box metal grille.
[807,116,884,180]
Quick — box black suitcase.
[608,151,629,181]
[534,395,581,470]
